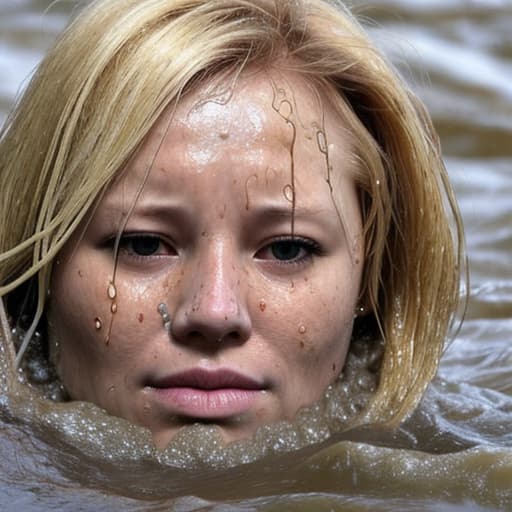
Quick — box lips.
[146,369,265,419]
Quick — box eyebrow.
[248,204,323,219]
[99,198,195,229]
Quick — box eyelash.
[255,236,322,266]
[106,233,322,267]
[107,233,175,261]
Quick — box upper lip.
[148,368,264,390]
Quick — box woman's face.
[49,71,364,448]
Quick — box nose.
[171,239,252,347]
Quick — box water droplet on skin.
[259,300,266,312]
[107,282,117,300]
[94,318,102,330]
[283,184,294,203]
[376,179,381,186]
[111,303,118,314]
[298,325,307,334]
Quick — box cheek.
[259,276,355,364]
[49,260,112,366]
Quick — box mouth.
[146,368,266,419]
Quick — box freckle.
[219,131,229,140]
[137,313,144,323]
[298,324,306,334]
[201,231,207,237]
[332,363,336,372]
[299,341,305,349]
[259,300,266,312]
[224,315,228,320]
[200,283,204,289]
[107,281,116,300]
[304,276,308,282]
[111,302,117,314]
[77,269,83,277]
[94,317,102,330]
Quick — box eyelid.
[254,235,322,265]
[107,232,177,259]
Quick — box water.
[1,0,512,510]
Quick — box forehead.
[104,69,359,227]
[133,69,354,180]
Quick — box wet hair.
[0,0,464,428]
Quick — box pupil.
[271,241,300,261]
[132,236,160,256]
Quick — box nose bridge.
[171,234,251,345]
[195,236,239,316]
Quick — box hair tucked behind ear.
[0,0,464,426]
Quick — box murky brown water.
[1,0,512,510]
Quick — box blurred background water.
[1,0,511,510]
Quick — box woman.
[0,0,463,450]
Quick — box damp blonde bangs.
[0,0,464,427]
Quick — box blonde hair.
[0,0,464,427]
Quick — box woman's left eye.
[255,238,320,264]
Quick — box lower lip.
[151,387,262,419]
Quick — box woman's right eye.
[117,234,175,258]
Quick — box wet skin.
[49,70,364,448]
